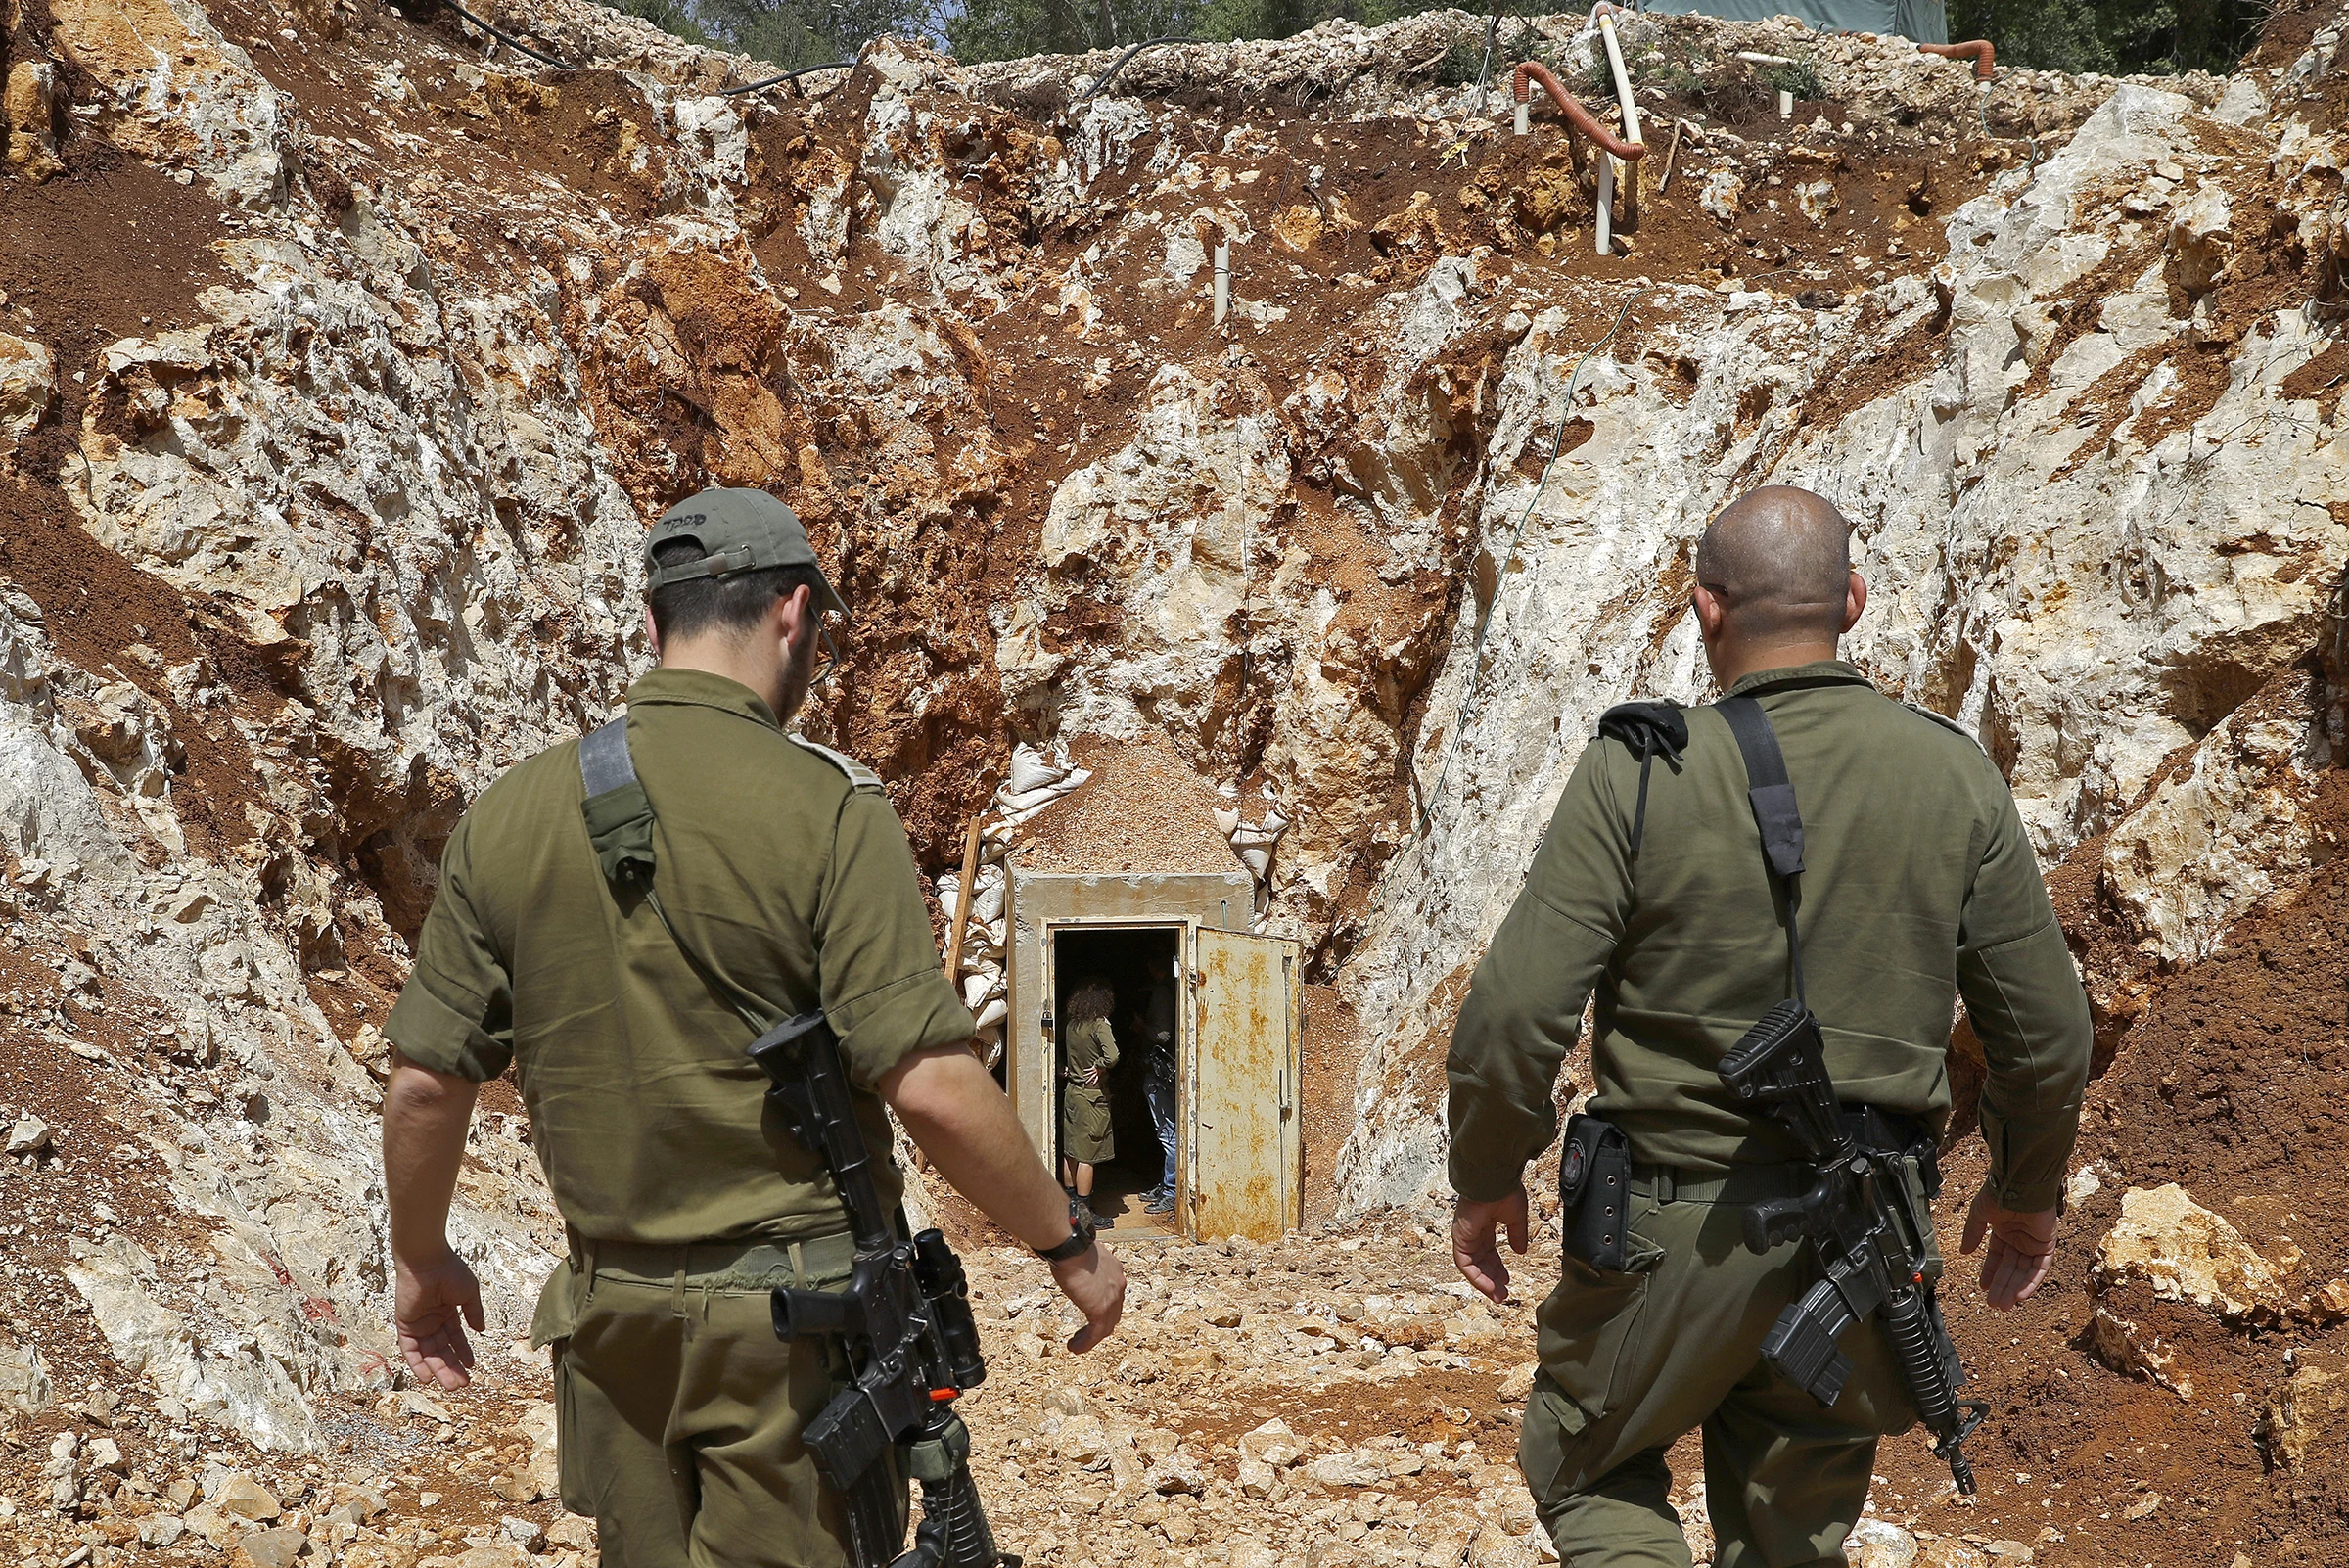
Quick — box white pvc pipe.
[1595,155,1614,254]
[1213,238,1230,325]
[1778,89,1794,118]
[1515,100,1529,136]
[1597,15,1642,145]
[1597,14,1640,234]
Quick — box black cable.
[443,0,574,68]
[719,59,858,95]
[1473,0,1502,115]
[1074,35,1199,103]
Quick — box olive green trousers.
[536,1234,884,1568]
[1518,1164,1927,1568]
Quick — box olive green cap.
[643,487,850,620]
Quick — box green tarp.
[1641,0,1947,45]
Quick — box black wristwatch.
[1036,1198,1097,1263]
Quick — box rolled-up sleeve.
[1957,789,2093,1213]
[816,791,981,1089]
[386,818,515,1082]
[1446,745,1633,1203]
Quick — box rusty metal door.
[1185,929,1302,1241]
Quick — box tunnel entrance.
[1051,925,1181,1234]
[1007,870,1303,1242]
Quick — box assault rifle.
[749,1011,1005,1568]
[1718,1000,1990,1495]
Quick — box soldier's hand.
[1053,1241,1127,1354]
[1453,1187,1531,1304]
[395,1246,486,1390]
[1959,1186,2059,1311]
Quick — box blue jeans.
[1144,1061,1176,1194]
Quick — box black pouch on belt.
[1557,1112,1634,1272]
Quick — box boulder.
[1848,1518,1919,1568]
[1237,1417,1304,1468]
[216,1472,282,1521]
[2091,1184,2290,1323]
[0,335,54,460]
[1,62,66,182]
[0,1342,53,1415]
[231,1524,307,1568]
[1303,1448,1388,1487]
[2261,1358,2345,1473]
[2084,1305,2193,1400]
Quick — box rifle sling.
[579,715,778,1035]
[1716,695,1809,1008]
[578,717,919,1249]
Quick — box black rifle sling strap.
[1596,702,1688,860]
[1716,695,1810,1008]
[578,716,775,1035]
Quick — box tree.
[1948,0,2263,75]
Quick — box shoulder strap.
[580,717,658,888]
[1716,696,1808,1006]
[1716,698,1805,880]
[576,715,777,1035]
[1596,702,1687,860]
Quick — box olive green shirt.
[1447,662,2092,1214]
[386,669,978,1245]
[1061,1016,1119,1092]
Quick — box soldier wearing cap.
[380,488,1127,1567]
[1445,486,2092,1567]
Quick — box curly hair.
[1066,979,1116,1025]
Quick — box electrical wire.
[1414,288,1640,837]
[440,0,852,95]
[1472,1,1501,115]
[720,59,859,95]
[443,0,573,68]
[1074,36,1200,103]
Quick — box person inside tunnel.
[1052,926,1181,1232]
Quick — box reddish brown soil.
[1858,756,2349,1564]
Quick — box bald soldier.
[1446,486,2092,1567]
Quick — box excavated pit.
[0,0,2347,1563]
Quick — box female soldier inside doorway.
[1060,979,1120,1224]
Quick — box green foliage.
[1947,0,2264,76]
[604,0,713,45]
[1755,57,1822,101]
[1435,35,1487,87]
[589,0,932,69]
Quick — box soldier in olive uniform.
[380,489,1127,1568]
[1057,979,1119,1222]
[1446,486,2093,1568]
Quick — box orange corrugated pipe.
[1918,39,1995,82]
[1514,61,1646,160]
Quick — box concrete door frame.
[1005,869,1256,1234]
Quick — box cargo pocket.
[530,1258,578,1352]
[552,1342,591,1517]
[1524,1202,1665,1498]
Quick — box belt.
[574,1228,859,1290]
[1629,1162,1819,1205]
[1631,1104,1937,1206]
